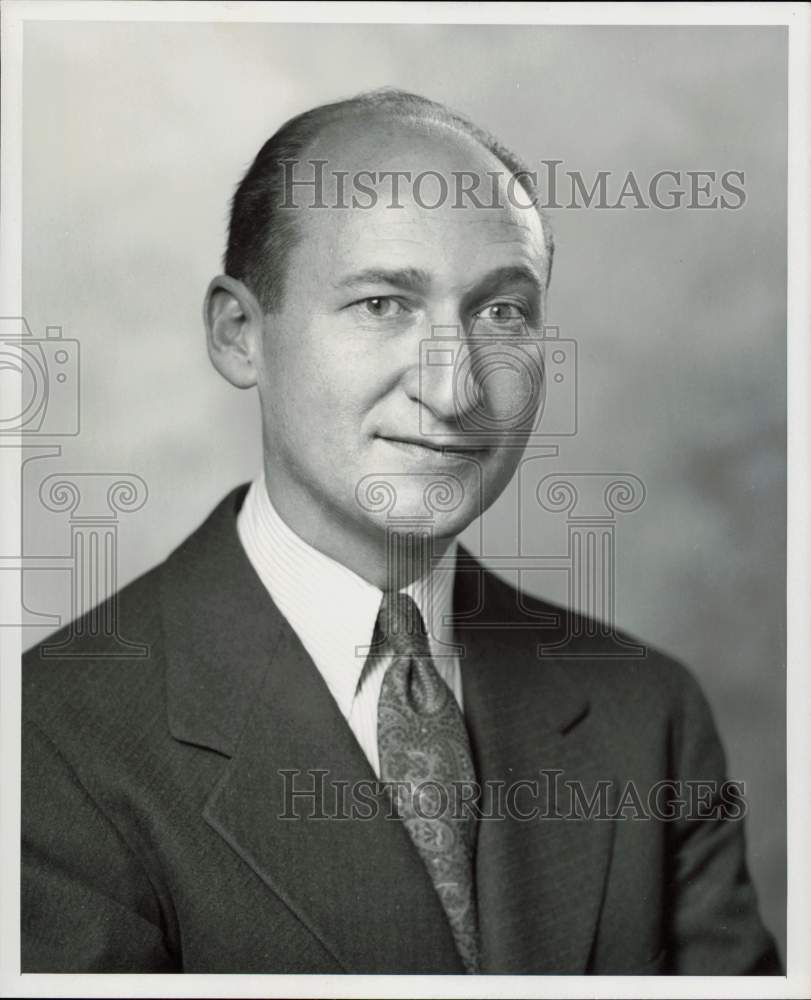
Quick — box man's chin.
[359,503,478,581]
[353,467,484,535]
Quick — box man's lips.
[377,435,491,455]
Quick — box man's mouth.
[377,435,490,457]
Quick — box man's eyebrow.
[468,265,545,297]
[332,267,432,293]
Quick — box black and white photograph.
[1,3,808,998]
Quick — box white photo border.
[1,3,807,998]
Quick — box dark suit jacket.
[22,486,780,974]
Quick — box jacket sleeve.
[665,666,782,974]
[21,719,178,972]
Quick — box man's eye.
[476,302,526,324]
[355,297,406,319]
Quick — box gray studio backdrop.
[19,22,786,957]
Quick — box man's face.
[253,121,549,554]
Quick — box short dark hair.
[224,88,554,312]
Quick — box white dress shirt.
[236,475,463,777]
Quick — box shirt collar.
[236,475,458,720]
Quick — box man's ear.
[203,275,265,389]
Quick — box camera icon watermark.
[0,318,80,436]
[418,323,576,447]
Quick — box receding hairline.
[299,102,494,154]
[296,112,525,191]
[287,101,552,257]
[224,88,554,309]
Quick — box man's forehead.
[343,209,542,240]
[283,115,549,283]
[295,200,548,285]
[303,114,537,213]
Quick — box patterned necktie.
[375,591,480,973]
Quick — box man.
[22,89,780,974]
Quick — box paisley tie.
[375,591,480,973]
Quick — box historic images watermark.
[278,768,748,823]
[279,160,747,212]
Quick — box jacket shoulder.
[22,562,168,740]
[477,561,711,718]
[23,483,253,754]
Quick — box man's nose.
[407,323,476,428]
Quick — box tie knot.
[377,592,432,660]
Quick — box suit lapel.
[204,621,465,973]
[162,489,614,973]
[455,559,616,973]
[162,487,462,973]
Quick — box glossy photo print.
[2,5,807,1000]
